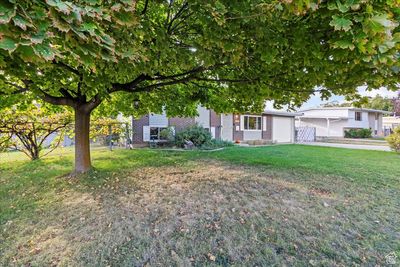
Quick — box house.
[383,116,400,134]
[296,107,391,138]
[132,106,300,144]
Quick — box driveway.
[301,142,392,152]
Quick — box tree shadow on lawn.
[0,149,190,223]
[1,158,399,266]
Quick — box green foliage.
[344,128,372,138]
[0,103,73,159]
[363,95,394,112]
[88,117,125,145]
[159,127,175,143]
[0,0,399,114]
[322,95,395,111]
[175,124,212,148]
[386,127,400,153]
[200,139,234,150]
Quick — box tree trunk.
[31,146,40,160]
[74,107,92,173]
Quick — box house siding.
[262,115,273,140]
[133,109,296,143]
[132,115,149,143]
[210,110,221,139]
[298,108,387,137]
[232,114,243,141]
[169,117,196,132]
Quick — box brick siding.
[169,117,196,132]
[132,115,149,143]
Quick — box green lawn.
[1,145,399,266]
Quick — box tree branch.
[167,1,189,34]
[141,0,149,15]
[37,88,77,108]
[52,60,81,77]
[1,81,29,95]
[84,94,103,112]
[110,64,226,93]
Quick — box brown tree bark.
[74,106,92,173]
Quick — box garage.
[272,116,295,143]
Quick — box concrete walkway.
[300,142,392,152]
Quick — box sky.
[265,87,399,111]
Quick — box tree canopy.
[1,0,399,172]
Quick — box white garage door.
[272,117,294,143]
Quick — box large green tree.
[1,0,399,173]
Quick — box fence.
[296,127,316,143]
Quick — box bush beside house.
[175,124,213,148]
[344,128,372,138]
[386,127,400,153]
[172,124,232,150]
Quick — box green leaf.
[333,39,355,50]
[336,0,349,13]
[370,14,396,28]
[30,31,46,44]
[327,2,337,11]
[114,10,137,26]
[0,0,16,24]
[46,0,71,14]
[0,36,17,51]
[81,22,97,34]
[378,41,395,53]
[12,15,31,30]
[16,45,36,61]
[33,43,56,60]
[330,15,353,31]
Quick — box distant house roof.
[299,107,392,115]
[262,110,303,117]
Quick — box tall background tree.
[321,94,395,112]
[1,0,399,173]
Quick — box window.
[375,113,379,120]
[150,127,167,141]
[355,112,362,121]
[243,115,262,130]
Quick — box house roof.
[299,107,392,114]
[262,110,303,117]
[296,116,348,120]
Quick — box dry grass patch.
[2,159,398,266]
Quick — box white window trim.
[147,126,175,142]
[243,115,262,131]
[355,111,362,121]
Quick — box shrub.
[344,128,372,138]
[159,127,175,142]
[201,139,234,150]
[175,124,212,147]
[386,127,400,153]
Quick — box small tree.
[0,105,72,160]
[89,117,125,146]
[386,127,400,153]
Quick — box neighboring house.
[383,116,400,133]
[296,107,391,137]
[132,106,300,144]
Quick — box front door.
[221,114,233,141]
